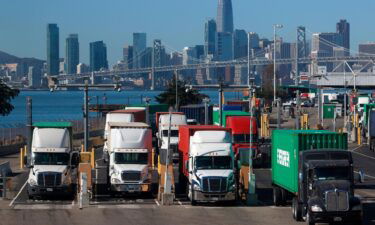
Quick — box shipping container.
[323,104,336,119]
[180,104,213,125]
[223,105,243,111]
[226,100,250,112]
[155,112,184,129]
[212,109,249,126]
[129,104,169,115]
[271,130,348,194]
[110,109,146,123]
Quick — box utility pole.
[175,70,178,111]
[203,98,210,125]
[26,97,32,167]
[49,78,121,152]
[273,24,283,104]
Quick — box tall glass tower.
[47,24,59,75]
[217,0,233,33]
[65,34,79,74]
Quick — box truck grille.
[325,190,349,212]
[37,172,62,187]
[202,177,227,193]
[121,171,141,182]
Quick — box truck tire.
[280,188,287,206]
[306,212,315,225]
[273,187,282,206]
[292,197,302,221]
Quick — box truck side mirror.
[71,153,79,167]
[358,170,365,183]
[23,155,28,166]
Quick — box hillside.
[0,50,45,68]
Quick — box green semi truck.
[271,130,361,225]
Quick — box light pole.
[273,24,283,104]
[203,97,211,125]
[175,70,178,111]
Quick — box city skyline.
[1,0,375,66]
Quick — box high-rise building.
[47,24,59,75]
[248,32,260,49]
[77,63,89,74]
[336,19,350,56]
[359,43,375,56]
[217,0,233,33]
[89,41,108,72]
[123,45,133,69]
[28,66,42,88]
[204,19,217,57]
[311,32,343,71]
[133,33,147,68]
[216,32,233,61]
[195,45,205,61]
[233,29,248,59]
[182,47,197,65]
[65,34,79,74]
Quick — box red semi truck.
[225,116,259,200]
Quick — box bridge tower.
[295,26,307,85]
[151,39,162,90]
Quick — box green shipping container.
[323,104,335,119]
[271,130,347,194]
[212,109,249,127]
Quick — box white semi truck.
[179,126,236,205]
[26,122,79,199]
[104,122,154,194]
[156,112,187,160]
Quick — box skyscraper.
[336,19,350,56]
[123,45,133,69]
[65,34,79,74]
[217,0,233,33]
[89,41,108,72]
[233,29,248,59]
[216,32,233,61]
[204,19,217,57]
[133,33,147,68]
[47,24,59,75]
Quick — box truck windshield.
[33,153,70,165]
[233,134,258,143]
[195,156,232,170]
[162,130,179,137]
[114,153,148,164]
[314,167,350,181]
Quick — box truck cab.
[297,150,361,225]
[186,131,236,204]
[26,122,79,199]
[104,122,153,194]
[157,113,187,160]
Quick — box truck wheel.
[306,212,315,225]
[280,188,287,206]
[292,197,302,221]
[273,187,282,206]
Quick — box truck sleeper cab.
[26,122,79,199]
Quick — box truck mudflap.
[309,210,362,224]
[111,183,151,193]
[193,191,236,202]
[27,184,74,197]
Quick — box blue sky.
[1,0,375,66]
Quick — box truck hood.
[114,164,148,172]
[314,180,351,194]
[196,169,233,178]
[33,165,68,174]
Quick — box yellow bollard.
[90,148,95,169]
[357,127,361,145]
[20,147,24,169]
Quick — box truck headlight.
[193,184,201,191]
[29,178,37,186]
[311,205,323,212]
[111,178,121,184]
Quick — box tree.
[155,77,207,108]
[257,64,288,104]
[0,79,20,116]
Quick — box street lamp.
[202,97,211,125]
[273,24,283,104]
